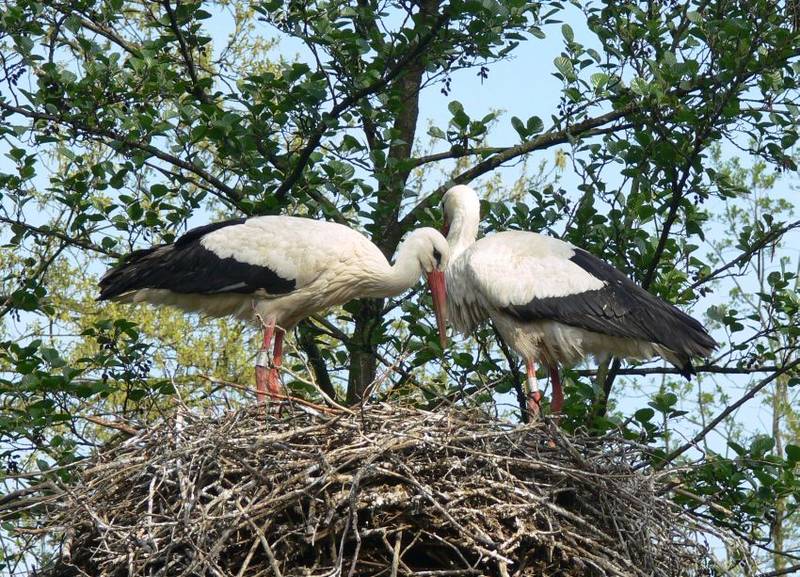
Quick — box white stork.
[441,185,717,416]
[98,216,449,403]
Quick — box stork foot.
[255,364,270,406]
[253,366,284,416]
[527,390,543,420]
[255,318,276,409]
[267,367,282,398]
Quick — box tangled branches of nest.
[12,403,751,577]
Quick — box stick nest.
[30,404,747,577]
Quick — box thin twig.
[656,358,800,469]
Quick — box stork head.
[410,227,449,275]
[402,228,449,350]
[441,185,480,247]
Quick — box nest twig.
[7,404,752,576]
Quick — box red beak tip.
[427,270,448,352]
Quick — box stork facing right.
[441,185,717,417]
[99,216,450,404]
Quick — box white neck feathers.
[363,231,430,298]
[444,185,481,259]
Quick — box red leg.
[255,319,275,405]
[550,365,564,414]
[525,359,542,419]
[267,328,285,397]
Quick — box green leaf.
[127,202,144,220]
[630,77,649,95]
[553,56,574,80]
[786,444,800,463]
[8,147,25,161]
[728,441,747,456]
[648,392,678,413]
[16,35,34,54]
[40,347,65,368]
[590,72,609,89]
[448,101,464,116]
[526,116,544,135]
[495,379,514,394]
[510,116,527,139]
[750,435,775,457]
[427,126,446,140]
[561,23,574,42]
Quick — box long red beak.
[426,270,448,349]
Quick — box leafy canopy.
[2,0,800,571]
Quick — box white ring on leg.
[255,350,270,368]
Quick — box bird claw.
[527,390,543,420]
[254,366,284,417]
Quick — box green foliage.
[2,0,800,572]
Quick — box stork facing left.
[441,184,717,417]
[98,216,449,404]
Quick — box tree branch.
[297,321,338,402]
[409,146,505,168]
[409,123,634,170]
[0,216,120,257]
[397,106,638,231]
[655,358,800,469]
[691,218,800,289]
[273,11,450,201]
[759,563,800,577]
[0,102,243,207]
[491,323,527,423]
[457,113,635,185]
[304,188,351,226]
[50,5,140,56]
[310,313,350,343]
[161,0,211,105]
[575,364,786,377]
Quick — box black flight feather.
[174,218,246,248]
[98,218,296,300]
[504,248,717,372]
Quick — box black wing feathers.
[174,218,246,248]
[98,219,296,300]
[505,248,717,362]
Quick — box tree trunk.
[345,0,440,403]
[771,373,788,572]
[346,298,384,403]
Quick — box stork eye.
[433,248,442,266]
